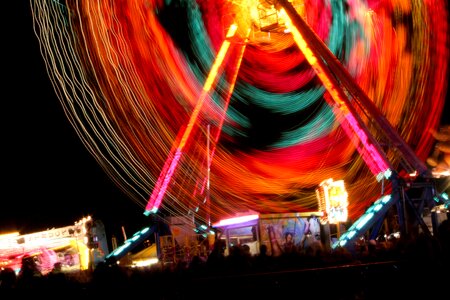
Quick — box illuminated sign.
[316,178,349,224]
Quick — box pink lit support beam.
[278,0,429,177]
[281,3,392,178]
[144,25,239,215]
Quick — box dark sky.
[2,1,148,242]
[2,2,449,242]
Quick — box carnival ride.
[142,0,449,250]
[281,0,448,245]
[30,0,449,258]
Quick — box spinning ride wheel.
[31,0,449,243]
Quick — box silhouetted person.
[45,262,69,288]
[17,255,43,289]
[253,244,274,271]
[206,239,226,274]
[0,267,17,289]
[188,255,206,275]
[93,258,131,291]
[226,245,252,274]
[437,219,450,267]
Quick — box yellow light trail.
[145,24,239,215]
[280,1,392,177]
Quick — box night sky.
[2,2,449,243]
[2,1,149,242]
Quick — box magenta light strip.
[341,111,390,176]
[212,214,259,227]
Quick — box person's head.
[242,244,250,254]
[52,262,62,272]
[285,232,293,242]
[21,255,37,269]
[213,239,226,253]
[259,244,268,255]
[20,255,41,276]
[0,268,17,287]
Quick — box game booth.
[0,216,108,275]
[212,211,326,257]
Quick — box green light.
[373,203,383,212]
[143,207,158,216]
[347,230,356,239]
[376,172,384,182]
[384,169,392,179]
[381,195,391,203]
[113,243,130,256]
[356,212,374,230]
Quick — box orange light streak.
[145,24,238,215]
[282,7,392,177]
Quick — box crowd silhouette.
[1,219,448,299]
[1,218,448,299]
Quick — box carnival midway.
[1,0,449,296]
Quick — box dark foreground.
[2,228,449,299]
[1,258,448,299]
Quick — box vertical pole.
[121,226,127,242]
[111,235,117,250]
[336,222,341,239]
[207,123,211,227]
[320,222,331,253]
